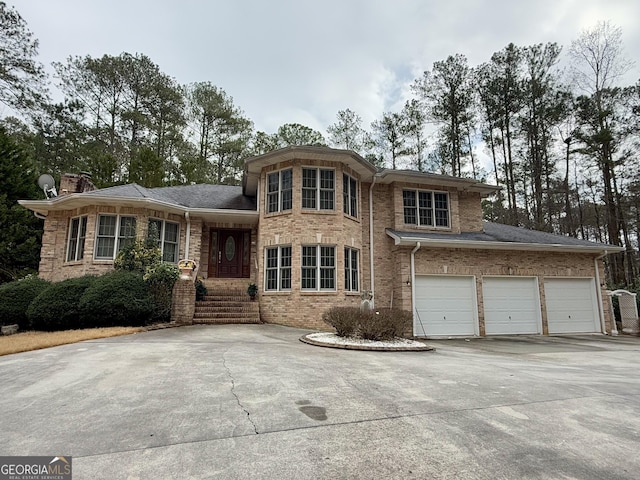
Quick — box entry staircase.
[193,278,261,324]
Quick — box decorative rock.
[1,324,19,336]
[300,332,434,352]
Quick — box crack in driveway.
[222,350,258,435]
[70,391,638,460]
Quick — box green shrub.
[26,276,96,331]
[113,239,161,273]
[0,276,50,329]
[195,278,207,301]
[144,262,180,322]
[79,270,154,327]
[359,308,412,341]
[322,307,361,337]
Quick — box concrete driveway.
[1,325,639,479]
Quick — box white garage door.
[414,276,477,336]
[482,277,541,335]
[544,278,599,334]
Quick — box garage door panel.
[414,276,477,336]
[483,277,541,335]
[545,278,598,334]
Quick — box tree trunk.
[563,138,574,236]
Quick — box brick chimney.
[59,172,97,195]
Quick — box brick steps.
[194,287,260,324]
[195,305,259,313]
[193,312,260,323]
[199,296,254,302]
[201,279,252,291]
[192,316,260,325]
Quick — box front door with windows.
[208,229,251,278]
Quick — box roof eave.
[187,208,259,224]
[243,146,378,195]
[18,196,259,222]
[20,195,186,215]
[375,170,499,196]
[386,230,624,254]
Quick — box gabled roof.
[387,221,624,253]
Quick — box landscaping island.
[300,332,433,351]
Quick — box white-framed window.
[343,174,358,217]
[66,216,87,262]
[148,219,180,263]
[302,168,335,210]
[344,247,359,292]
[301,245,336,291]
[266,168,293,213]
[94,215,137,259]
[265,246,292,291]
[403,190,449,227]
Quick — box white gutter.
[386,230,625,254]
[256,177,261,214]
[185,212,191,260]
[594,250,613,335]
[410,242,421,320]
[369,177,377,307]
[19,196,260,221]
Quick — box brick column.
[171,279,195,325]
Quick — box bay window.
[344,247,359,292]
[343,174,358,217]
[302,245,336,290]
[95,215,137,259]
[148,219,179,262]
[302,168,334,210]
[266,168,293,213]
[265,246,292,291]
[66,216,87,262]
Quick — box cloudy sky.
[12,0,640,137]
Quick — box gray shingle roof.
[387,221,621,250]
[84,183,256,210]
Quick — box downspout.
[185,212,191,260]
[33,212,47,220]
[594,250,610,335]
[256,176,261,214]
[410,242,421,317]
[369,176,377,307]
[255,176,260,281]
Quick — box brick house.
[19,146,623,336]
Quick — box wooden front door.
[208,229,251,278]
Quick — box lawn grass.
[0,327,144,356]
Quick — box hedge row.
[0,277,50,329]
[0,268,179,331]
[322,306,412,340]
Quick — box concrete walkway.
[1,325,639,479]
